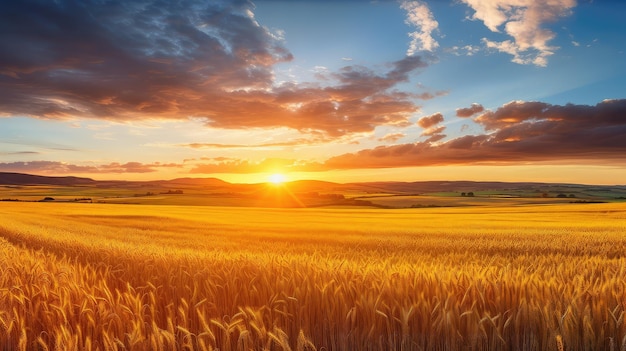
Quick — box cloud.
[461,0,576,66]
[0,140,79,152]
[456,103,484,117]
[421,125,446,137]
[8,99,624,176]
[181,137,322,149]
[401,0,440,54]
[417,112,444,128]
[0,161,182,174]
[0,0,429,137]
[419,119,446,143]
[378,132,406,143]
[447,45,481,57]
[0,151,40,156]
[189,158,324,174]
[425,135,447,144]
[322,99,626,169]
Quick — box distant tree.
[556,193,567,198]
[461,192,466,197]
[467,192,474,197]
[41,197,55,202]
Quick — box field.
[1,201,626,350]
[3,177,625,209]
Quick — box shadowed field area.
[1,202,625,350]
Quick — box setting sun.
[268,173,287,184]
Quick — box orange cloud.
[421,125,446,136]
[378,133,406,143]
[417,112,444,128]
[456,103,484,118]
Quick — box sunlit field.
[1,202,625,350]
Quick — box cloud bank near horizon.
[3,100,624,176]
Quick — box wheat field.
[0,202,625,350]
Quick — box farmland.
[1,201,625,350]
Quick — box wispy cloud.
[378,132,406,143]
[401,0,440,54]
[447,45,481,57]
[181,137,321,149]
[0,151,40,156]
[461,0,576,66]
[0,140,79,152]
[0,161,182,174]
[189,158,323,174]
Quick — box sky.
[1,0,625,184]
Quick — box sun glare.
[268,173,287,184]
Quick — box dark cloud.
[456,103,484,117]
[417,112,444,128]
[474,99,626,131]
[321,99,626,169]
[0,0,429,137]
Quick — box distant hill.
[0,172,96,186]
[1,172,625,200]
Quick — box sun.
[268,173,287,184]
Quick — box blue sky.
[1,0,625,183]
[256,0,625,107]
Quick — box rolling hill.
[1,172,625,207]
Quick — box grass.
[0,202,625,350]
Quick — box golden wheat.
[0,202,625,350]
